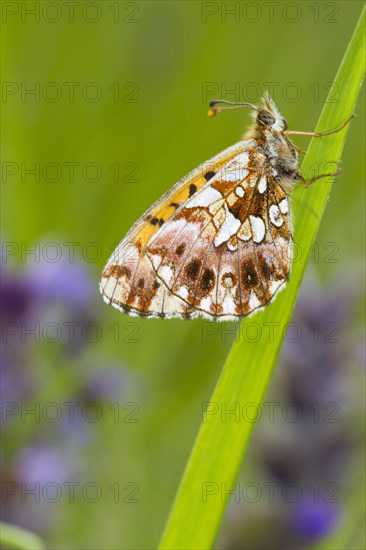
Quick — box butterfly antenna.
[208,99,259,117]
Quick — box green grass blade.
[0,523,46,550]
[159,8,365,550]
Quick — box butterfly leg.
[292,144,307,155]
[298,167,342,188]
[285,114,354,138]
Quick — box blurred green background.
[1,2,365,549]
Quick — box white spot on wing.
[149,253,163,270]
[269,204,283,227]
[159,265,174,286]
[249,215,265,243]
[161,289,187,314]
[178,286,188,300]
[222,295,236,314]
[200,296,213,311]
[214,205,241,247]
[258,176,267,194]
[249,292,261,310]
[235,186,245,197]
[187,186,222,208]
[279,198,288,214]
[269,279,285,295]
[233,151,250,166]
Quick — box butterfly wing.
[100,140,257,318]
[146,147,292,320]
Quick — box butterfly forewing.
[100,141,255,318]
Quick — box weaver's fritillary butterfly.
[100,93,352,320]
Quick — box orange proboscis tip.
[207,108,218,117]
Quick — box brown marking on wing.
[103,265,131,279]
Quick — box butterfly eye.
[257,110,275,126]
[282,118,288,131]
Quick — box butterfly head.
[256,92,288,132]
[208,92,288,133]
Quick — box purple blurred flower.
[2,444,79,534]
[14,444,79,486]
[1,240,128,537]
[2,243,100,372]
[290,500,340,540]
[0,348,34,404]
[0,267,35,323]
[25,255,95,311]
[84,364,126,401]
[1,267,39,404]
[56,406,94,445]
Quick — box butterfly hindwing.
[145,147,292,320]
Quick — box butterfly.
[100,92,352,321]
